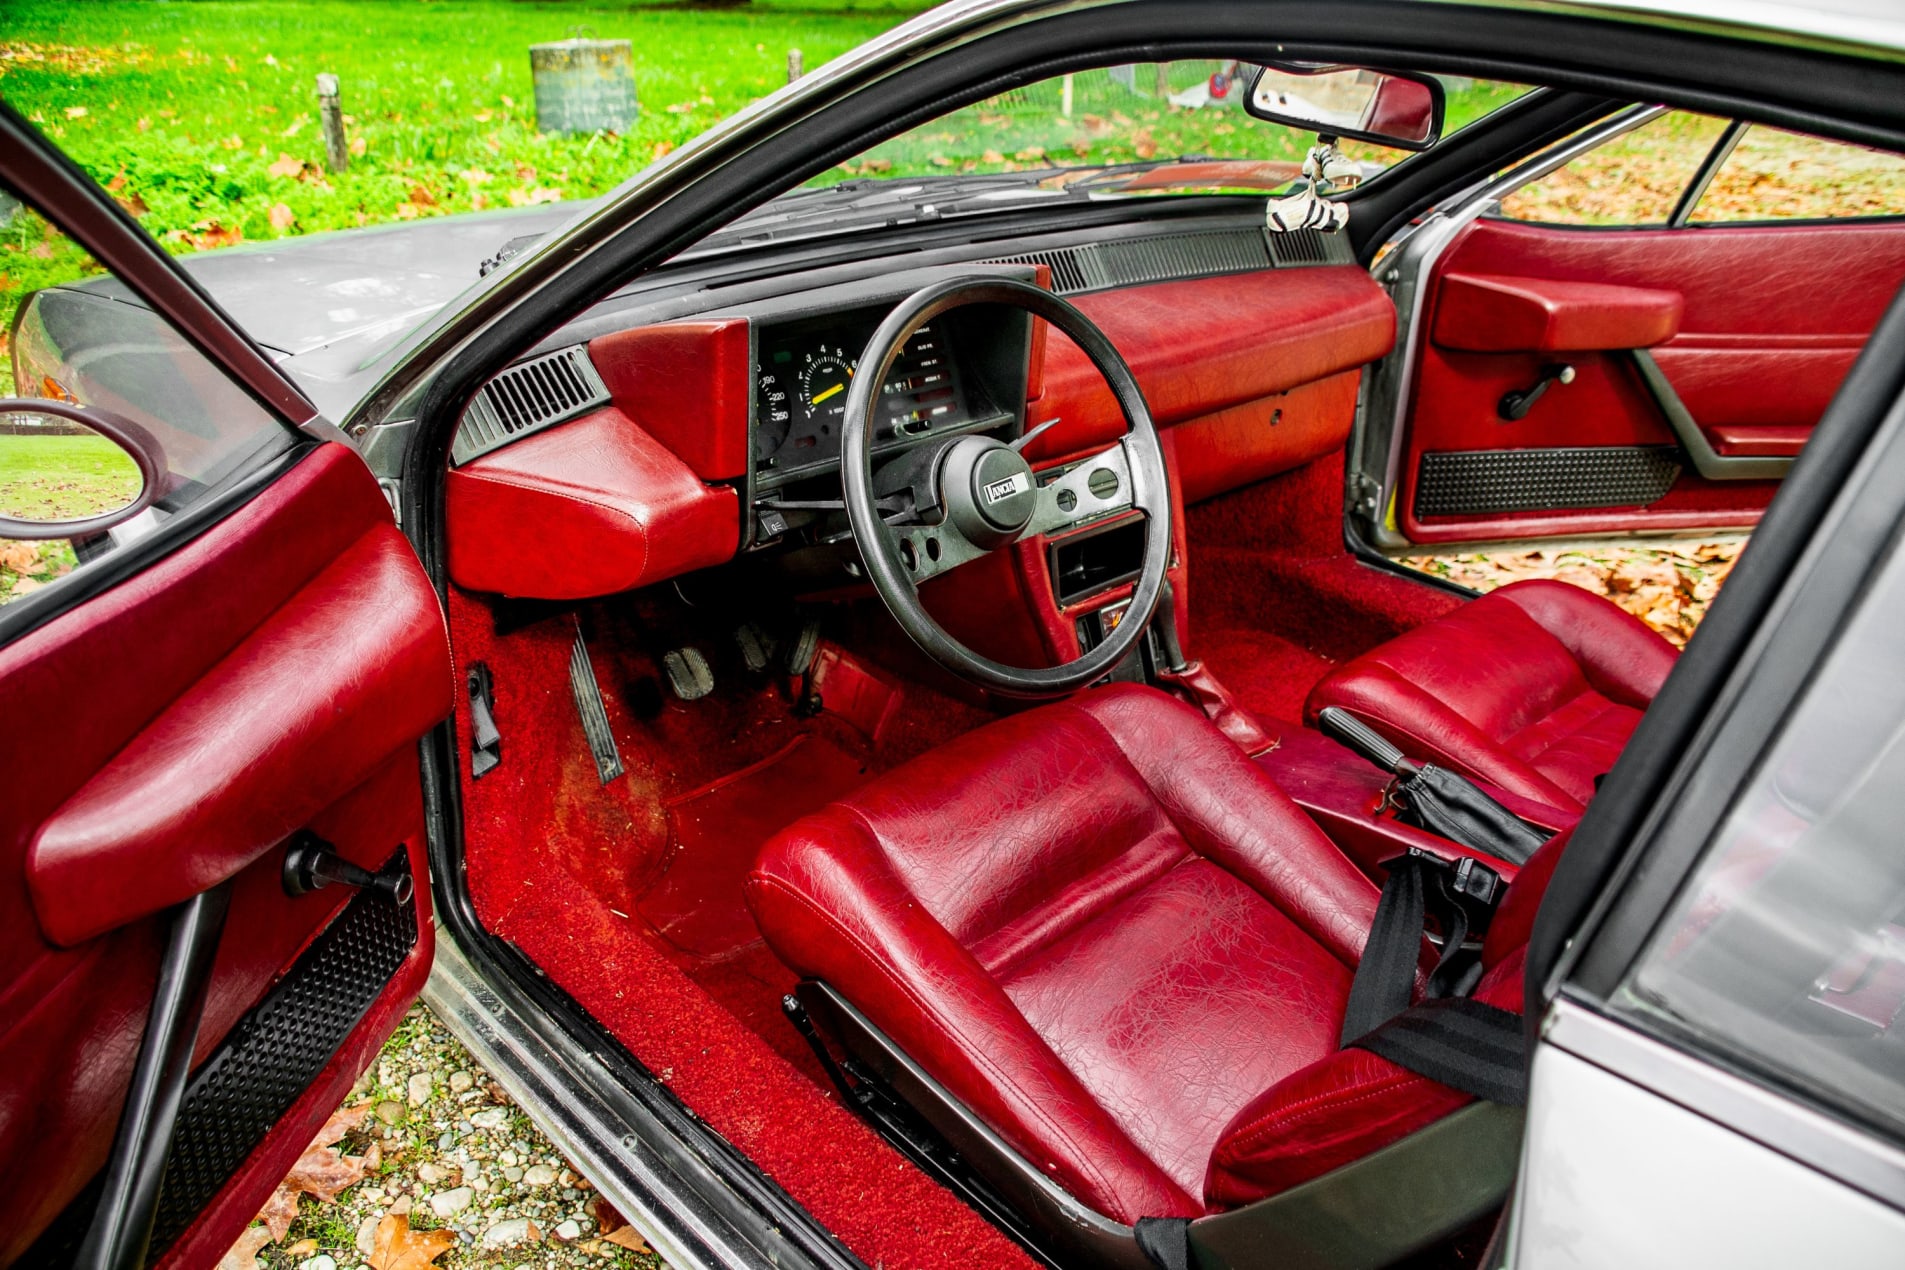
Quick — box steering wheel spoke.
[1028,438,1145,536]
[885,518,989,584]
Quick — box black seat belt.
[1339,850,1528,1106]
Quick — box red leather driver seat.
[746,685,1557,1228]
[1306,579,1677,816]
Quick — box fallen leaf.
[268,202,296,230]
[603,1225,649,1253]
[216,1226,273,1270]
[0,541,43,573]
[267,152,304,179]
[407,183,438,208]
[589,1195,626,1233]
[349,136,367,157]
[257,1185,300,1241]
[64,105,87,119]
[283,1238,319,1257]
[1133,127,1157,159]
[366,1214,456,1270]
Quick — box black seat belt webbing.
[1134,1216,1193,1270]
[1352,997,1528,1106]
[1339,852,1528,1105]
[1338,854,1428,1046]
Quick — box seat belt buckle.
[1381,847,1504,937]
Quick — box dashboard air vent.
[987,228,1303,295]
[1266,228,1354,267]
[1087,229,1273,288]
[984,246,1092,294]
[452,344,609,465]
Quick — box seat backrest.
[1203,826,1570,1207]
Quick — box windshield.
[808,62,1529,195]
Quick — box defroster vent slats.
[452,343,611,465]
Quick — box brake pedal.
[735,622,774,674]
[662,647,715,701]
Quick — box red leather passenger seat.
[747,685,1564,1225]
[1305,580,1677,815]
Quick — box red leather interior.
[1399,217,1905,543]
[446,404,740,600]
[1024,266,1395,469]
[749,683,1574,1219]
[1304,580,1677,814]
[1168,373,1363,506]
[748,685,1382,1222]
[1205,821,1571,1202]
[28,528,450,946]
[1255,719,1567,884]
[1204,943,1529,1204]
[590,319,753,482]
[0,444,448,1262]
[1430,272,1682,352]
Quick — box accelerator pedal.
[662,647,715,702]
[786,619,823,677]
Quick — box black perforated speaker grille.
[147,854,419,1259]
[1414,446,1682,519]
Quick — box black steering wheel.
[840,276,1172,697]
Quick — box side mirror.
[1245,64,1444,151]
[0,399,165,541]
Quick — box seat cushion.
[1304,580,1677,813]
[1205,824,1570,1206]
[746,684,1384,1223]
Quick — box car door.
[0,106,450,1267]
[1506,323,1905,1265]
[1364,108,1905,549]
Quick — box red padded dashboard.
[444,263,1395,602]
[1023,265,1396,465]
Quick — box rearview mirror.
[1245,65,1444,151]
[0,399,164,541]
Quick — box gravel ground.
[235,1003,664,1270]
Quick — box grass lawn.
[0,429,140,598]
[0,430,141,518]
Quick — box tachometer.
[797,347,857,423]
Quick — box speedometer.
[798,347,857,422]
[754,367,792,461]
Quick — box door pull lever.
[1499,362,1575,421]
[282,832,414,906]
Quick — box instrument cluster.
[752,309,976,486]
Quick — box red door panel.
[0,442,451,1263]
[1396,216,1905,544]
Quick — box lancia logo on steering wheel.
[982,471,1030,504]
